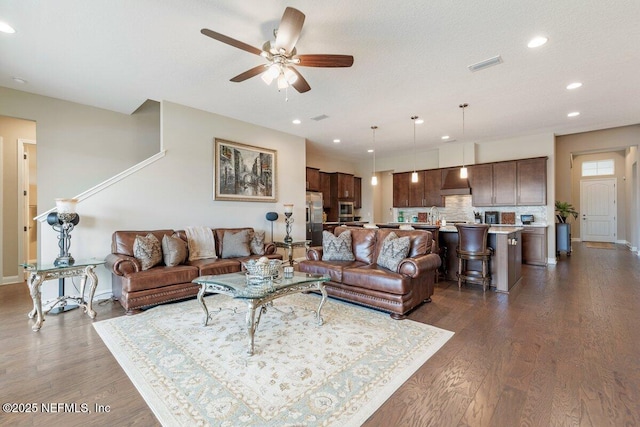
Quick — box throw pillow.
[162,233,188,267]
[133,233,163,270]
[322,230,355,261]
[221,229,251,258]
[377,232,411,272]
[250,230,266,255]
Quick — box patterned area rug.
[94,293,453,426]
[585,242,616,249]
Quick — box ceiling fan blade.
[289,68,311,93]
[230,65,266,82]
[295,54,354,67]
[274,7,305,54]
[201,28,262,56]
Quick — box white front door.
[580,178,616,242]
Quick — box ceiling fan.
[201,7,354,93]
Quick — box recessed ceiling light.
[441,135,450,140]
[292,119,301,124]
[567,111,580,117]
[415,119,424,124]
[566,82,582,90]
[527,36,548,48]
[12,77,27,84]
[367,149,374,153]
[333,139,341,143]
[0,21,16,34]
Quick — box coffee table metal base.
[197,280,327,356]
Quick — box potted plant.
[555,201,578,223]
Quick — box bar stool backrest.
[455,224,490,253]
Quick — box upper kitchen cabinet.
[354,177,362,209]
[469,162,516,206]
[306,167,320,191]
[423,169,445,207]
[469,158,546,206]
[517,157,547,205]
[393,172,412,207]
[320,172,332,208]
[330,172,355,200]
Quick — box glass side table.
[21,259,105,331]
[274,240,310,266]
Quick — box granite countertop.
[439,225,524,234]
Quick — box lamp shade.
[283,204,294,214]
[55,198,78,214]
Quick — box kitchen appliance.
[338,201,354,222]
[485,211,500,225]
[306,192,323,246]
[521,214,534,225]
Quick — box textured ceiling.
[2,0,640,160]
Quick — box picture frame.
[214,138,277,202]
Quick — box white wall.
[37,100,307,301]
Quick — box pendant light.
[459,103,468,179]
[411,116,419,183]
[371,125,378,186]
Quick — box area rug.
[585,242,616,249]
[94,294,453,426]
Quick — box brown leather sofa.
[298,226,441,319]
[105,228,282,314]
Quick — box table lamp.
[46,198,80,267]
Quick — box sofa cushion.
[188,258,242,276]
[377,232,411,272]
[162,234,188,267]
[322,230,355,261]
[122,265,199,293]
[222,229,252,258]
[133,233,163,270]
[342,264,412,295]
[298,259,365,283]
[335,227,377,264]
[250,230,266,255]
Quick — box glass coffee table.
[193,271,329,355]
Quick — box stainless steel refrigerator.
[306,191,323,246]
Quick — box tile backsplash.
[392,195,548,225]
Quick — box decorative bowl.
[242,259,283,284]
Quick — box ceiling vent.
[468,55,503,72]
[310,114,329,121]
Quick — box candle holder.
[283,204,294,244]
[284,212,293,244]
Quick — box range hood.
[440,168,471,196]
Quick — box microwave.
[338,201,354,220]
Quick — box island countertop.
[439,225,524,234]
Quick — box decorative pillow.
[377,232,411,272]
[222,229,251,258]
[162,233,188,267]
[250,230,266,255]
[133,233,163,270]
[322,230,355,261]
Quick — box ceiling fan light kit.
[201,7,354,94]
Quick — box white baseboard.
[547,257,558,265]
[2,276,21,285]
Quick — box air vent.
[468,55,503,72]
[310,114,329,121]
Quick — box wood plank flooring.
[1,242,638,426]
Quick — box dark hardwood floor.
[1,243,639,426]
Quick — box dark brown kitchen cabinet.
[469,162,516,206]
[522,226,547,265]
[393,172,411,207]
[423,169,444,207]
[517,157,547,205]
[468,164,494,206]
[320,172,331,208]
[306,167,320,191]
[353,177,362,209]
[330,172,355,200]
[493,161,517,205]
[408,171,425,207]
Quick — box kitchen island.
[379,223,523,293]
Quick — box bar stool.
[455,224,493,292]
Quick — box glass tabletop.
[21,258,106,272]
[193,271,328,299]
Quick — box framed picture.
[214,138,277,202]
